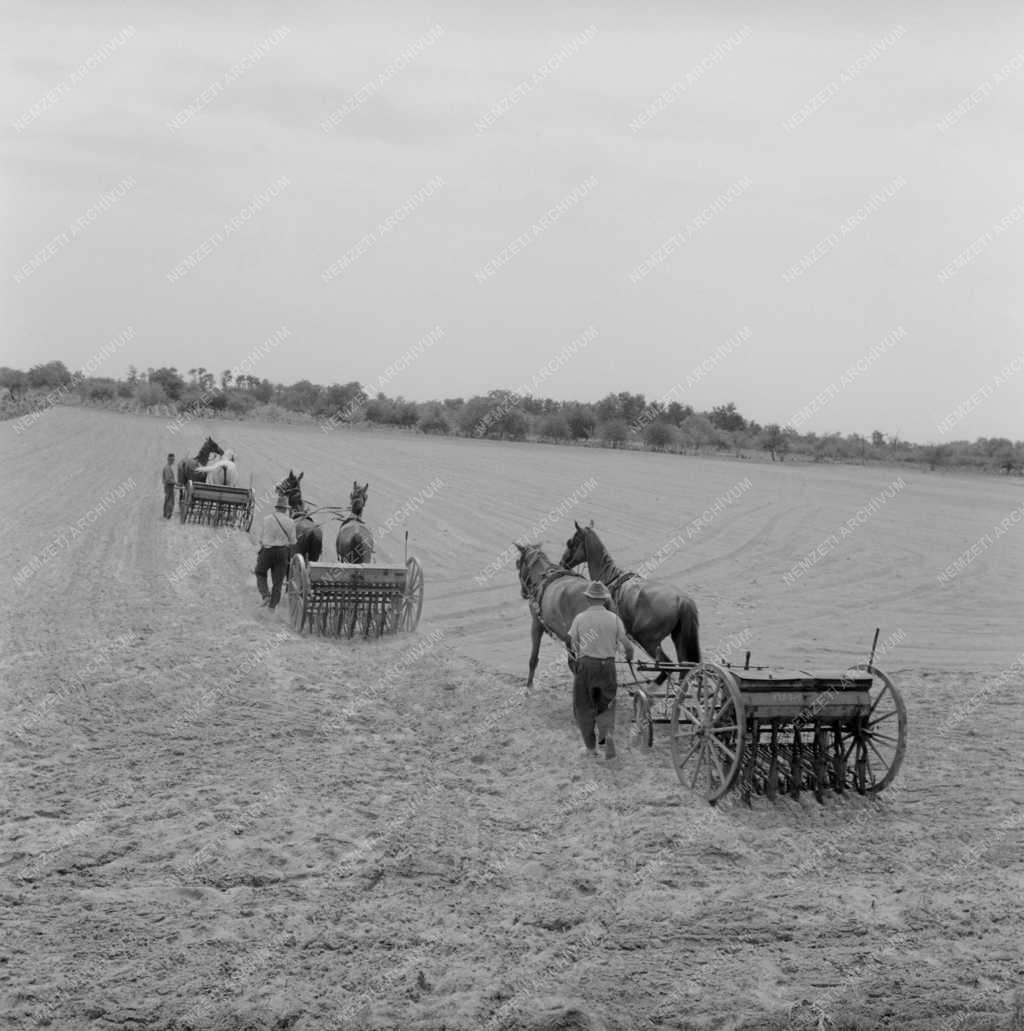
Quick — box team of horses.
[515,521,700,687]
[181,439,695,676]
[276,470,374,565]
[179,444,373,565]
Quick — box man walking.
[162,453,177,519]
[256,496,297,610]
[568,580,634,760]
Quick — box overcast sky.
[4,1,1023,442]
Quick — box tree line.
[2,359,1020,475]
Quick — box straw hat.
[584,580,611,601]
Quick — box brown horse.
[560,522,700,681]
[276,470,323,562]
[336,481,373,563]
[514,542,592,688]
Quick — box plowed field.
[2,408,1022,1030]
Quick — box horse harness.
[527,567,579,639]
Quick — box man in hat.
[568,580,634,760]
[256,496,298,610]
[162,453,177,519]
[195,449,239,486]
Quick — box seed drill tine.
[868,627,880,668]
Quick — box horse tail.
[674,598,701,664]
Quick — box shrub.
[135,382,167,406]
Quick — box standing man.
[162,453,177,519]
[256,496,297,610]
[568,581,634,760]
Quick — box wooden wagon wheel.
[839,664,907,794]
[629,688,654,749]
[287,555,309,633]
[397,556,424,632]
[671,662,746,804]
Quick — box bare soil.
[2,408,1022,1030]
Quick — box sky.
[3,0,1023,443]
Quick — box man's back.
[570,606,629,660]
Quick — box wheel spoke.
[866,736,893,770]
[689,743,709,789]
[709,733,739,764]
[867,679,892,717]
[708,742,726,787]
[675,739,701,772]
[866,731,900,746]
[867,710,900,726]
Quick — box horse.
[276,470,323,562]
[177,436,222,489]
[514,542,592,688]
[560,521,700,682]
[336,481,373,563]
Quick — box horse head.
[197,436,222,464]
[560,520,596,570]
[515,542,552,600]
[350,481,369,517]
[277,470,304,509]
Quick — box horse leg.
[527,617,543,688]
[639,637,673,684]
[673,603,702,665]
[309,529,323,563]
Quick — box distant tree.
[761,423,789,462]
[679,413,720,452]
[923,444,951,471]
[539,413,571,442]
[227,392,257,416]
[565,405,596,440]
[0,367,28,399]
[871,430,886,448]
[642,420,679,451]
[419,406,451,434]
[709,401,746,432]
[135,381,167,406]
[252,378,273,403]
[147,366,185,400]
[318,381,365,418]
[220,370,233,390]
[279,379,320,412]
[208,391,228,411]
[27,361,72,389]
[666,401,693,425]
[126,365,140,385]
[498,408,529,440]
[598,418,630,448]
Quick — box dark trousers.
[163,483,175,519]
[573,657,618,749]
[256,545,291,609]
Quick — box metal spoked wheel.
[671,662,746,804]
[630,689,654,749]
[398,556,424,631]
[288,554,309,633]
[839,664,907,795]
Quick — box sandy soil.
[2,407,1022,1031]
